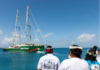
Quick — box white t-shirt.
[37,54,60,70]
[58,58,90,70]
[96,51,100,64]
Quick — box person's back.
[37,46,60,70]
[59,58,89,70]
[38,54,60,70]
[85,46,100,70]
[58,45,89,70]
[87,60,99,70]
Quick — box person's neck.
[71,56,78,58]
[46,53,53,55]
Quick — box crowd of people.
[37,45,100,70]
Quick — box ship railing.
[34,44,44,46]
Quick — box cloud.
[33,38,40,44]
[77,34,96,42]
[1,37,13,44]
[12,31,19,37]
[1,31,24,45]
[33,38,39,42]
[43,33,54,38]
[12,31,25,39]
[0,30,3,34]
[36,29,40,32]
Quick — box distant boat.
[61,47,63,48]
[3,6,45,52]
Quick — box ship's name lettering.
[20,48,29,49]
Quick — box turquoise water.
[0,48,89,70]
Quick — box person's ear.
[51,50,53,53]
[69,51,71,56]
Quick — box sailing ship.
[3,6,45,52]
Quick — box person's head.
[85,46,97,62]
[98,49,100,55]
[69,45,82,58]
[45,46,53,54]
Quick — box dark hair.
[70,45,82,58]
[72,45,79,46]
[92,46,97,52]
[70,49,82,58]
[45,46,53,54]
[85,46,97,62]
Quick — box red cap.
[46,49,50,53]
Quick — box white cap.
[69,46,82,49]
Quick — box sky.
[0,0,99,48]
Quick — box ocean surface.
[0,48,90,70]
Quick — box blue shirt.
[87,60,100,70]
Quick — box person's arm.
[58,61,64,70]
[87,64,90,70]
[37,58,42,70]
[57,59,60,69]
[37,69,41,70]
[56,58,60,70]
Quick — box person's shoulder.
[52,55,60,60]
[81,59,88,62]
[61,59,71,63]
[95,61,100,65]
[81,59,89,65]
[53,55,58,58]
[39,55,47,60]
[60,59,72,67]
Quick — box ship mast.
[13,9,21,45]
[25,6,31,43]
